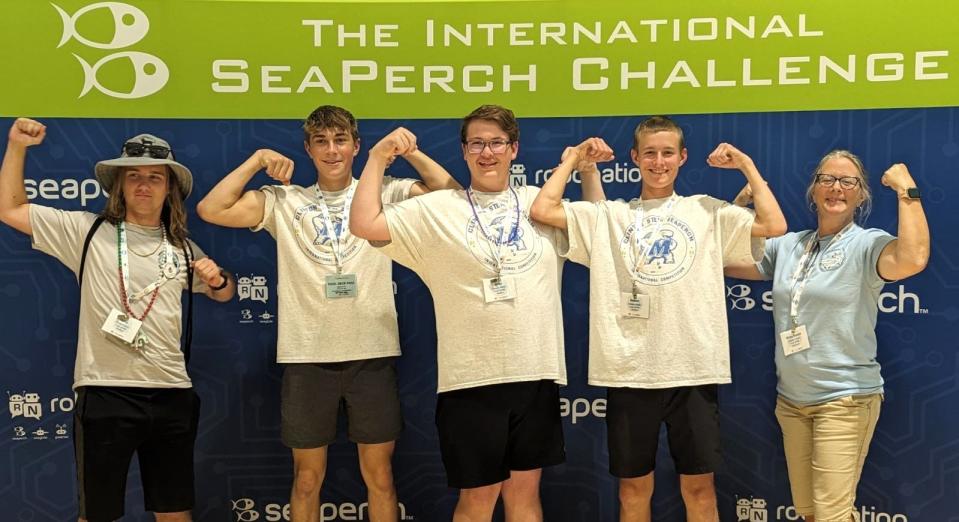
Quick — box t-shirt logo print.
[465,209,542,275]
[620,215,697,286]
[293,204,362,266]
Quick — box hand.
[707,143,753,171]
[8,118,46,148]
[562,137,614,171]
[732,183,753,207]
[191,258,226,288]
[370,127,417,162]
[881,163,916,194]
[256,149,294,185]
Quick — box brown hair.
[806,149,873,223]
[632,115,685,151]
[460,105,520,143]
[100,167,189,248]
[303,105,359,141]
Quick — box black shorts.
[435,380,566,489]
[606,384,722,478]
[74,386,200,522]
[281,357,403,448]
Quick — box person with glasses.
[349,105,606,521]
[529,115,787,522]
[726,150,930,522]
[196,105,459,522]
[0,118,236,522]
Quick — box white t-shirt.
[379,186,568,393]
[30,205,210,390]
[564,194,761,388]
[254,177,416,363]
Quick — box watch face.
[907,187,921,199]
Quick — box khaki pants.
[775,394,882,522]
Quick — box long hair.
[805,149,873,224]
[100,166,189,248]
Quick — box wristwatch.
[903,187,920,200]
[210,270,231,291]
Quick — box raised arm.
[725,183,766,280]
[196,149,293,228]
[876,163,930,280]
[0,118,48,236]
[530,137,614,229]
[350,128,418,241]
[707,143,787,238]
[404,148,462,196]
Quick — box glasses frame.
[463,139,513,155]
[816,173,861,190]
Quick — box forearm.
[741,162,786,237]
[404,150,461,191]
[0,144,29,213]
[530,154,577,228]
[579,163,606,202]
[351,154,390,240]
[206,272,236,302]
[894,198,930,269]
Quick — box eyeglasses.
[464,139,512,154]
[122,141,174,160]
[816,174,861,189]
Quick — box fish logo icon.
[52,2,150,49]
[73,51,169,99]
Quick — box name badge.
[483,277,516,303]
[326,273,358,299]
[620,293,651,318]
[101,308,143,345]
[780,325,811,356]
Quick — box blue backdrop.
[1,108,955,521]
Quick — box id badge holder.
[620,293,651,318]
[101,308,143,345]
[483,277,516,303]
[780,325,811,356]
[326,273,358,299]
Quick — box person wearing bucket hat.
[0,118,236,522]
[197,105,460,521]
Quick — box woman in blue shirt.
[727,150,929,522]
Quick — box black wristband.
[210,270,230,291]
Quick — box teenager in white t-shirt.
[350,105,604,521]
[196,106,460,522]
[530,116,787,522]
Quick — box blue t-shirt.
[757,225,895,405]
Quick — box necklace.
[127,225,166,257]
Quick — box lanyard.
[629,195,678,289]
[313,179,357,274]
[117,221,174,320]
[467,186,521,277]
[787,222,854,327]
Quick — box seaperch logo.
[231,498,413,521]
[53,2,169,99]
[725,284,927,315]
[25,178,105,207]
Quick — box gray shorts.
[280,357,403,448]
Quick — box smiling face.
[121,165,170,221]
[811,156,866,224]
[462,119,518,192]
[630,130,688,199]
[304,127,359,186]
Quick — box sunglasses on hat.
[122,140,174,160]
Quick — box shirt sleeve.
[861,228,896,288]
[717,200,764,266]
[378,198,430,272]
[250,185,279,235]
[756,235,781,281]
[29,205,97,274]
[381,175,418,204]
[562,200,600,267]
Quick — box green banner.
[1,0,956,118]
